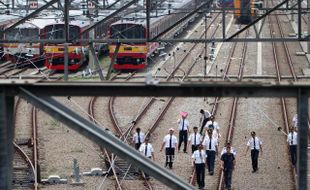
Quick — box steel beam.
[0,88,14,190]
[6,81,310,97]
[3,37,310,44]
[297,88,308,190]
[18,87,195,190]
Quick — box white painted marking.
[206,15,234,73]
[257,20,262,75]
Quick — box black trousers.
[289,145,297,166]
[251,149,259,171]
[224,169,233,189]
[206,150,216,172]
[195,163,205,188]
[191,145,198,153]
[199,118,209,135]
[178,130,188,152]
[135,143,141,150]
[165,148,175,168]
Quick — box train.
[0,14,21,60]
[2,10,118,71]
[234,0,255,24]
[108,0,204,70]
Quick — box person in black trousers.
[192,144,207,189]
[287,127,297,166]
[221,145,235,190]
[160,128,178,169]
[245,131,263,173]
[199,109,211,135]
[178,111,190,153]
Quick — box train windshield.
[43,25,80,40]
[5,28,39,40]
[110,24,144,39]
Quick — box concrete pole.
[297,89,308,190]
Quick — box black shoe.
[183,151,187,153]
[209,171,214,175]
[252,170,256,173]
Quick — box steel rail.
[31,107,39,190]
[269,0,297,186]
[217,29,249,190]
[188,12,222,186]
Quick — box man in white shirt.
[287,127,297,166]
[177,111,190,153]
[188,126,202,153]
[204,115,220,141]
[192,144,207,189]
[160,128,178,169]
[139,138,154,179]
[245,131,263,173]
[132,128,145,150]
[203,129,218,175]
[199,109,211,135]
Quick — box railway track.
[13,97,39,190]
[269,0,298,185]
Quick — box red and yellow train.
[108,0,202,70]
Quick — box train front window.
[43,25,80,40]
[110,24,144,39]
[6,28,39,40]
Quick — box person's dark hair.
[200,109,204,114]
[193,126,198,130]
[251,131,256,136]
[136,128,141,133]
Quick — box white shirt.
[192,150,207,164]
[133,132,145,144]
[221,147,237,156]
[204,130,219,141]
[293,114,298,128]
[163,134,178,148]
[201,110,211,120]
[203,137,218,151]
[139,143,154,158]
[247,137,262,150]
[177,118,189,131]
[188,132,202,145]
[205,120,220,131]
[287,132,298,145]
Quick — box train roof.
[0,14,20,26]
[110,0,195,26]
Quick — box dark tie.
[138,133,141,144]
[169,135,172,148]
[253,137,256,150]
[209,138,212,150]
[145,144,147,156]
[200,151,202,162]
[194,133,197,145]
[182,119,185,131]
[291,133,293,145]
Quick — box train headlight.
[137,59,140,63]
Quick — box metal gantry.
[0,81,309,190]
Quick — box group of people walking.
[131,110,299,190]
